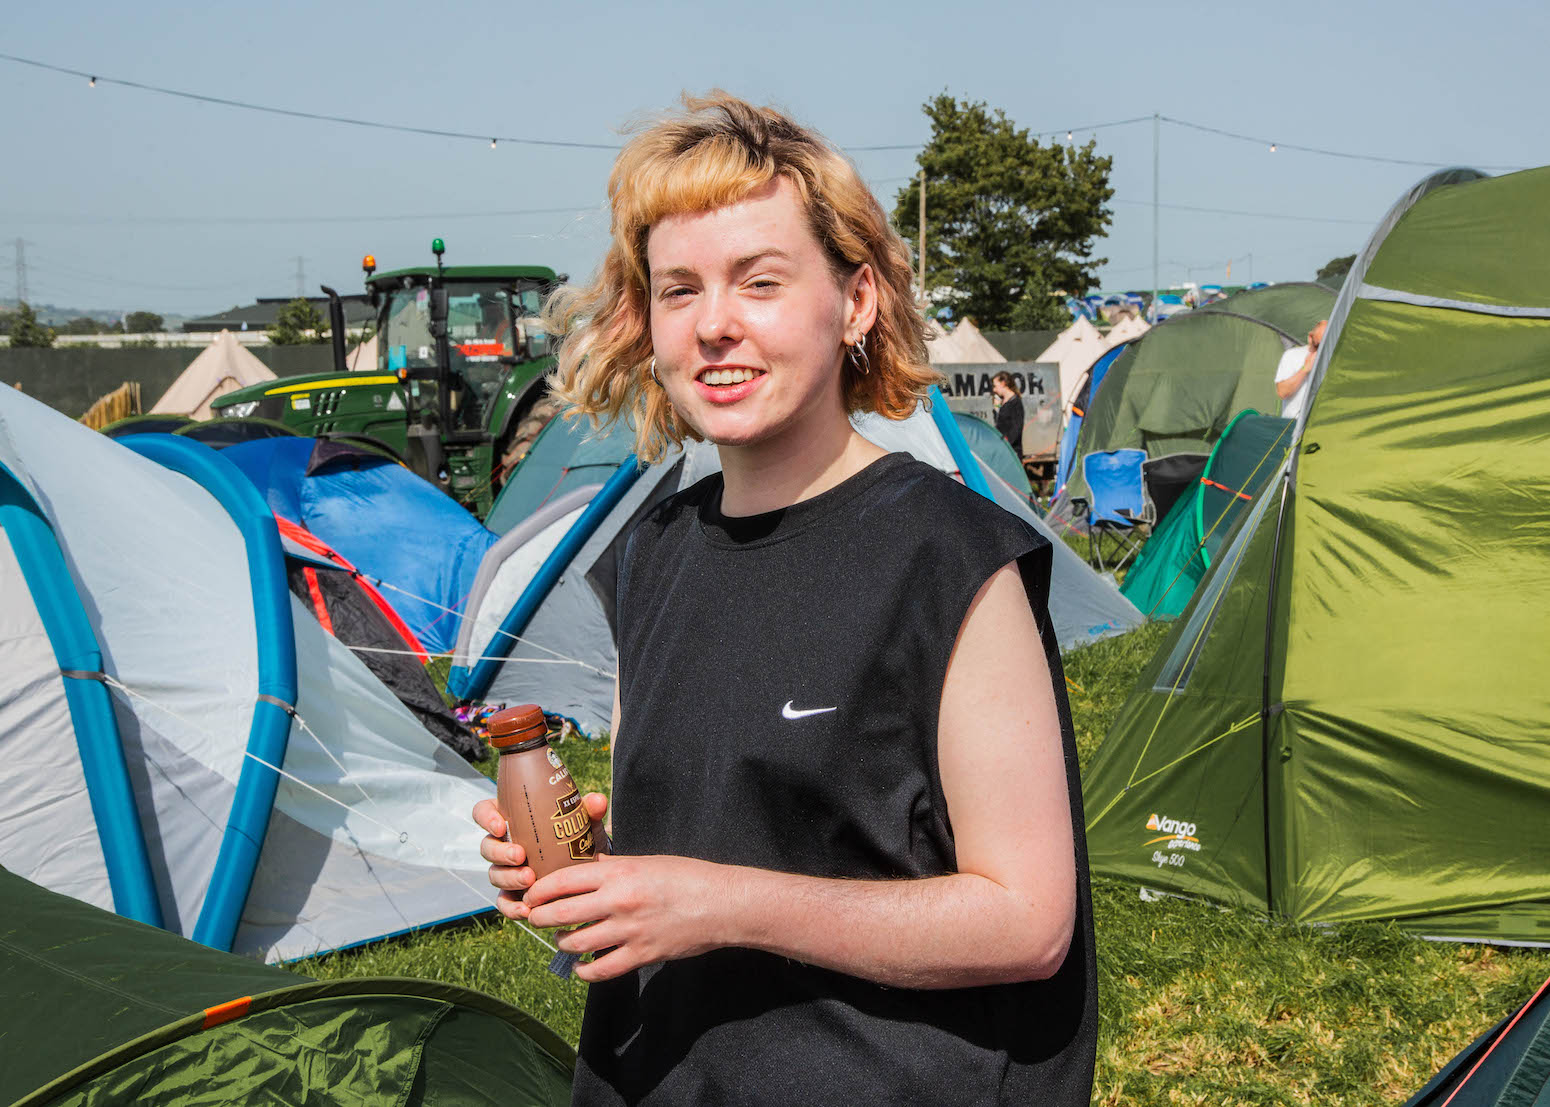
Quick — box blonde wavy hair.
[544,92,937,463]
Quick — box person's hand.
[517,853,741,983]
[474,792,609,921]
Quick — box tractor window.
[447,285,517,430]
[381,286,438,370]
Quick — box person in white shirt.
[1274,319,1327,422]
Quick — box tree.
[268,298,329,345]
[7,302,56,348]
[1316,254,1356,285]
[124,311,165,334]
[893,94,1113,331]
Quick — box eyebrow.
[651,249,794,286]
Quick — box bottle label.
[550,785,595,861]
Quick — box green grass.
[304,632,1550,1104]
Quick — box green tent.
[1118,411,1294,620]
[1,866,573,1106]
[1081,165,1550,943]
[953,411,1035,500]
[1068,282,1334,501]
[1198,282,1335,342]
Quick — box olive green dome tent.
[1081,165,1550,944]
[1067,282,1334,501]
[0,865,573,1106]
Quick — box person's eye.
[660,286,693,300]
[746,278,782,292]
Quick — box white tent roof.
[0,383,497,961]
[345,334,378,371]
[1035,317,1107,413]
[149,331,276,420]
[1104,314,1151,347]
[926,318,1006,364]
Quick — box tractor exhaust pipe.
[321,286,348,373]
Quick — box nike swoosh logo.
[782,701,837,720]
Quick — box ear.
[846,263,879,342]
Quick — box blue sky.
[4,0,1543,314]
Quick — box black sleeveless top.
[574,453,1097,1106]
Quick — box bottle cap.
[486,704,548,749]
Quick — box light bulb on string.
[490,138,497,149]
[1066,130,1073,142]
[1270,143,1277,152]
[88,76,96,87]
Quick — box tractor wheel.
[494,395,563,490]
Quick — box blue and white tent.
[0,384,499,962]
[448,393,1143,733]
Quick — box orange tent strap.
[201,996,253,1029]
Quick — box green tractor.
[211,240,562,517]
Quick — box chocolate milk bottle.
[489,705,596,883]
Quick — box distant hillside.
[0,299,192,330]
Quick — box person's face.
[1308,320,1328,349]
[992,378,1013,401]
[645,176,874,451]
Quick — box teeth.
[704,368,758,386]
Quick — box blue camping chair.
[1071,449,1154,574]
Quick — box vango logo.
[1145,813,1197,839]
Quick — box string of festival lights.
[0,51,1528,171]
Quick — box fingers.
[527,890,609,931]
[486,859,535,894]
[471,798,506,838]
[574,945,639,983]
[581,791,609,819]
[522,862,608,910]
[478,833,527,870]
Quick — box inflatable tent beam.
[118,435,297,953]
[450,455,642,703]
[0,464,164,928]
[928,385,995,500]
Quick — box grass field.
[305,624,1550,1105]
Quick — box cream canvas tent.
[345,334,378,371]
[1036,317,1106,414]
[1104,314,1150,347]
[926,318,1006,364]
[149,331,276,419]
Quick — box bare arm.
[1276,346,1318,399]
[518,562,1077,989]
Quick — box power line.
[1,204,601,227]
[4,51,1527,172]
[0,52,621,151]
[1111,198,1372,225]
[1157,115,1527,172]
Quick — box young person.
[473,93,1096,1106]
[992,369,1025,456]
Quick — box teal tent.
[1405,976,1550,1106]
[1118,411,1294,620]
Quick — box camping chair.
[1071,449,1154,575]
[1142,452,1210,528]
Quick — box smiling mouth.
[696,367,766,387]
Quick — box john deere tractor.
[211,240,562,517]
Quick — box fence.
[1,346,336,419]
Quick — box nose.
[694,286,743,348]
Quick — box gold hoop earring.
[848,333,871,376]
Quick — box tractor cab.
[211,242,560,518]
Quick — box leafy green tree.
[1316,254,1356,285]
[8,302,56,348]
[124,311,165,334]
[893,94,1113,331]
[269,298,329,345]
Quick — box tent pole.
[1257,468,1292,917]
